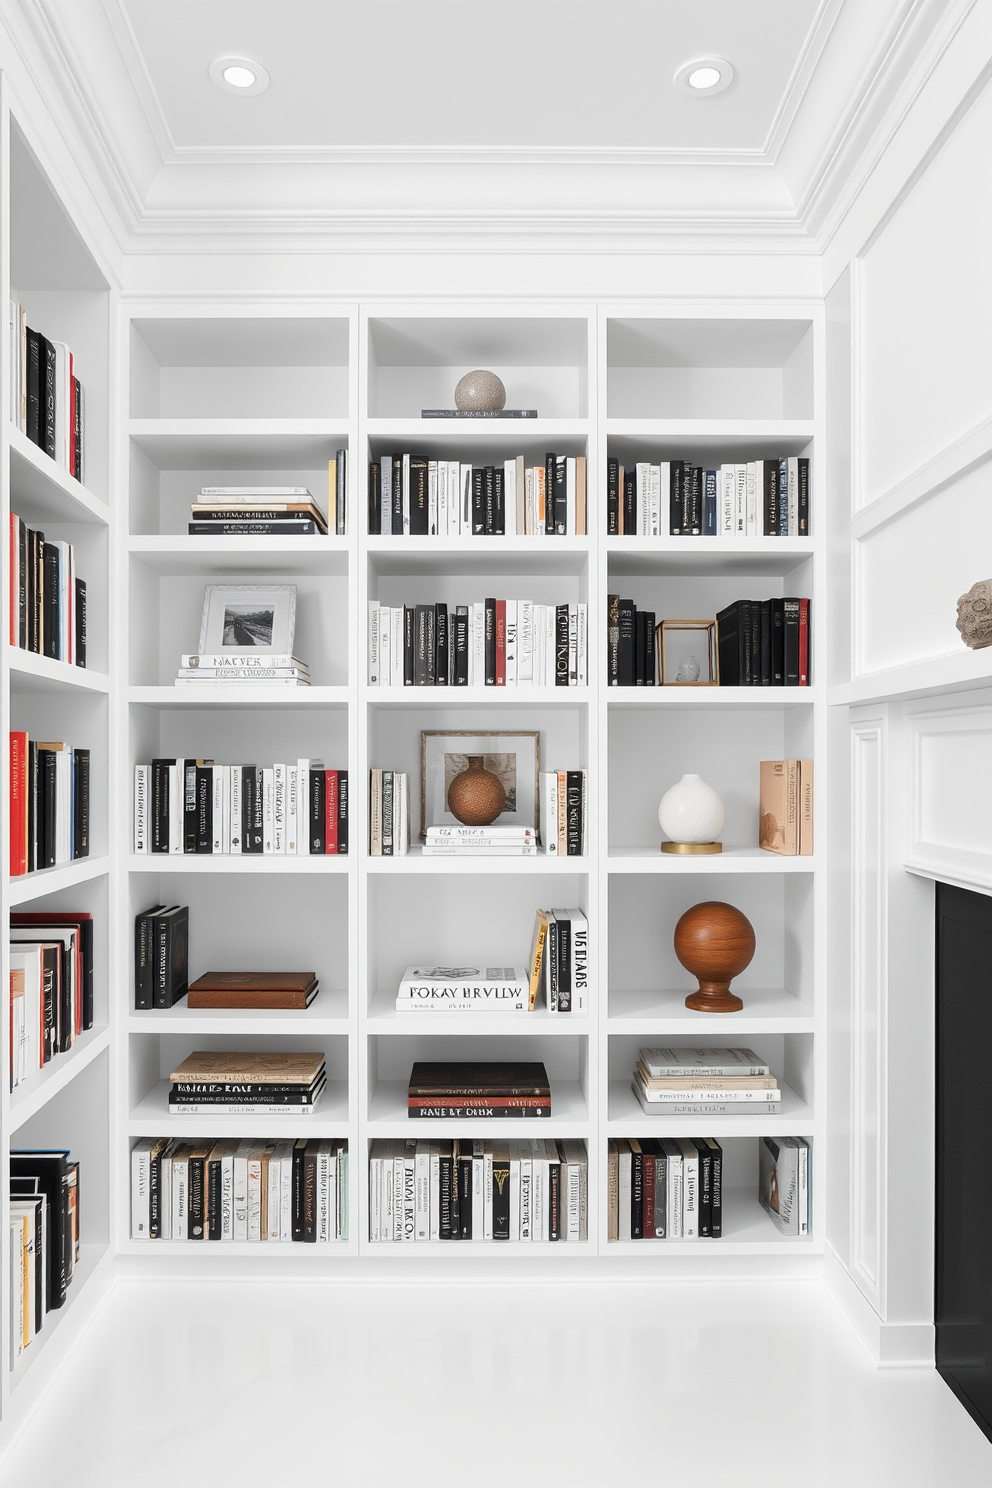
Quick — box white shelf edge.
[7,649,110,694]
[129,685,348,707]
[8,425,110,524]
[127,853,351,873]
[829,650,992,706]
[606,687,819,706]
[6,855,110,904]
[607,849,815,873]
[8,1244,112,1393]
[8,1026,111,1130]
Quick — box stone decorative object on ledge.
[956,579,992,650]
[454,370,506,413]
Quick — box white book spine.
[505,600,517,685]
[229,767,242,852]
[519,1158,532,1240]
[369,1151,381,1243]
[173,1156,188,1241]
[746,462,758,536]
[232,1149,249,1240]
[636,463,649,535]
[437,460,448,536]
[735,464,748,534]
[618,1149,631,1241]
[280,1146,293,1241]
[169,763,183,853]
[160,1150,173,1240]
[518,600,534,683]
[540,773,558,854]
[133,766,148,852]
[368,602,380,685]
[509,1156,521,1239]
[401,453,410,535]
[401,1155,415,1242]
[668,1151,683,1239]
[262,768,274,853]
[267,1153,282,1241]
[415,1146,430,1241]
[429,1143,441,1240]
[570,909,588,1011]
[286,765,298,855]
[649,463,661,537]
[577,603,587,686]
[721,464,735,534]
[130,1139,152,1239]
[378,601,390,688]
[428,460,438,535]
[504,458,517,537]
[212,767,225,853]
[317,1148,331,1242]
[472,601,485,685]
[390,609,404,687]
[798,1139,810,1235]
[247,1157,262,1242]
[566,1162,581,1241]
[568,604,578,685]
[679,1141,699,1239]
[532,1152,547,1242]
[273,763,286,853]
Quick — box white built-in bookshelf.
[0,105,826,1433]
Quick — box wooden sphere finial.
[674,900,755,1013]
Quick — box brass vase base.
[661,841,723,854]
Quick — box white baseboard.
[824,1245,935,1367]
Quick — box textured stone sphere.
[956,578,992,650]
[447,765,506,826]
[454,369,506,413]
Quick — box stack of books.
[186,971,319,1011]
[8,515,86,663]
[526,909,588,1013]
[130,1137,348,1242]
[716,599,811,686]
[10,911,95,1077]
[368,452,585,536]
[175,652,311,687]
[608,1137,722,1240]
[368,770,410,855]
[407,1061,551,1119]
[134,905,189,1010]
[188,474,345,536]
[8,733,90,875]
[168,1052,327,1116]
[632,1047,781,1116]
[422,825,536,857]
[9,302,85,480]
[395,965,529,1014]
[369,1138,587,1241]
[10,1149,80,1363]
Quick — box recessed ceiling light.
[673,58,734,96]
[208,56,270,95]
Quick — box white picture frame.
[198,585,297,655]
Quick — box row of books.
[8,515,87,664]
[631,1046,781,1116]
[130,1138,348,1242]
[407,1061,551,1118]
[8,734,90,876]
[608,1137,722,1240]
[369,1139,588,1241]
[368,454,588,537]
[759,760,814,856]
[368,769,410,855]
[132,761,349,855]
[8,911,95,1088]
[8,301,85,480]
[716,599,811,687]
[368,599,588,688]
[175,652,311,687]
[167,1052,327,1115]
[759,1134,813,1236]
[540,769,587,856]
[134,905,189,1010]
[607,457,810,538]
[9,1150,80,1366]
[188,476,345,537]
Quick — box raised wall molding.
[905,702,992,893]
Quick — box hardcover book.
[169,1051,326,1085]
[187,972,319,1010]
[395,965,529,1013]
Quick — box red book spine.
[495,600,506,686]
[642,1152,655,1238]
[9,731,27,875]
[799,598,810,686]
[324,769,339,854]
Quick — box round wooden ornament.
[674,900,755,1013]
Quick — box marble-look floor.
[2,1277,990,1487]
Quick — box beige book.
[369,769,382,856]
[759,759,799,855]
[575,455,587,535]
[170,1051,326,1085]
[607,1138,619,1243]
[799,759,814,856]
[635,1061,778,1090]
[556,771,568,853]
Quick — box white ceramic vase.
[658,773,725,845]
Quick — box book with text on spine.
[396,965,529,1013]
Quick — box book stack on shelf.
[423,825,536,857]
[396,965,529,1014]
[167,1052,327,1116]
[134,905,188,1010]
[368,453,586,536]
[8,733,90,874]
[607,456,810,537]
[8,516,87,663]
[407,1061,551,1119]
[9,1149,80,1366]
[608,1137,722,1241]
[539,770,587,855]
[133,760,348,856]
[9,302,85,479]
[606,597,656,686]
[759,760,814,856]
[758,1135,812,1237]
[369,1138,587,1242]
[175,583,312,688]
[187,971,319,1011]
[130,1137,348,1242]
[188,486,332,537]
[368,770,410,855]
[631,1048,781,1117]
[716,600,811,687]
[175,652,311,687]
[9,911,95,1083]
[527,909,588,1013]
[368,598,588,687]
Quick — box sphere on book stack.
[674,900,755,1013]
[447,761,506,826]
[658,773,724,854]
[454,369,506,413]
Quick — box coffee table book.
[186,972,319,1010]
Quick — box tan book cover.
[759,759,799,855]
[169,1051,326,1085]
[527,909,550,1012]
[635,1061,778,1090]
[799,759,814,855]
[575,455,587,536]
[607,1138,619,1242]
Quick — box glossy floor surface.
[3,1277,990,1486]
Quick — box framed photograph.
[420,730,540,840]
[198,585,297,655]
[657,619,718,685]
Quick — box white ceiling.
[1,0,962,252]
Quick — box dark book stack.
[608,1138,722,1240]
[539,769,588,855]
[9,911,95,1081]
[188,480,341,537]
[7,733,90,876]
[606,596,656,686]
[10,301,84,480]
[9,1149,80,1363]
[368,452,586,536]
[527,908,589,1013]
[186,971,319,1010]
[715,598,811,686]
[607,456,810,538]
[132,760,347,855]
[167,1052,326,1116]
[368,769,410,856]
[8,515,86,664]
[407,1061,552,1119]
[133,905,189,1010]
[369,598,587,688]
[130,1137,348,1242]
[369,1138,588,1241]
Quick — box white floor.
[2,1277,990,1487]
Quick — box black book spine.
[188,1156,205,1240]
[778,458,789,537]
[687,466,702,535]
[483,466,495,535]
[403,605,414,685]
[607,594,620,685]
[409,457,429,536]
[492,1158,511,1240]
[556,911,572,1012]
[438,1151,454,1239]
[207,1158,222,1239]
[309,767,325,854]
[653,1145,667,1238]
[73,747,89,859]
[27,740,37,872]
[43,542,60,659]
[74,578,86,666]
[548,1159,561,1241]
[414,605,429,686]
[607,456,619,535]
[631,1148,644,1239]
[188,520,317,536]
[41,748,57,867]
[292,1142,305,1240]
[670,460,684,536]
[644,612,656,686]
[493,467,505,535]
[303,1150,317,1242]
[544,454,556,536]
[41,951,56,1060]
[135,912,154,1010]
[239,767,256,853]
[457,1152,473,1239]
[634,610,646,686]
[435,603,448,686]
[149,1148,162,1238]
[43,337,57,460]
[565,772,582,860]
[704,468,718,535]
[763,461,779,537]
[368,461,381,535]
[484,598,496,686]
[453,607,469,685]
[797,457,810,536]
[57,942,72,1053]
[741,600,755,686]
[25,329,42,446]
[151,757,173,853]
[698,1143,713,1238]
[710,1142,723,1238]
[553,455,568,535]
[759,599,772,686]
[623,469,636,535]
[391,457,404,535]
[183,760,198,853]
[337,769,349,856]
[771,597,785,684]
[336,446,346,536]
[17,518,27,649]
[618,599,635,686]
[424,605,436,685]
[471,468,485,534]
[196,765,212,852]
[252,766,266,851]
[381,771,394,855]
[783,597,801,685]
[32,528,45,655]
[78,916,93,1028]
[555,603,569,686]
[716,604,739,686]
[73,377,82,481]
